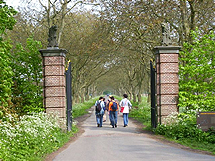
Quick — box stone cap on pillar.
[154,46,181,54]
[39,48,68,57]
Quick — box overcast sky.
[5,0,21,9]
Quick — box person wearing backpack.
[95,97,105,127]
[120,94,132,127]
[102,97,107,122]
[106,95,112,124]
[108,96,119,128]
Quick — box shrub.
[179,30,215,112]
[0,1,17,106]
[0,112,77,161]
[155,112,215,144]
[11,37,43,115]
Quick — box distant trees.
[96,0,214,102]
[2,0,215,106]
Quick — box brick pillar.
[39,48,67,128]
[154,46,181,124]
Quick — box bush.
[155,112,215,144]
[0,1,17,106]
[179,30,215,112]
[11,37,43,115]
[129,97,151,128]
[0,112,77,161]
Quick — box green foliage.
[179,31,215,111]
[155,112,215,146]
[11,37,43,114]
[0,112,78,161]
[129,97,151,128]
[72,97,99,118]
[0,1,16,106]
[0,40,13,106]
[0,1,17,38]
[103,90,111,95]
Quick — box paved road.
[54,110,215,161]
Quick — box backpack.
[111,101,118,111]
[96,101,102,112]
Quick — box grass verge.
[129,97,151,130]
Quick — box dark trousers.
[109,111,118,126]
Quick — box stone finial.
[48,25,58,48]
[161,22,172,46]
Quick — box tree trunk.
[138,93,141,104]
[85,87,89,101]
[81,91,85,103]
[132,93,136,102]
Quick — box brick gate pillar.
[154,46,181,124]
[39,48,67,128]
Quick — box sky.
[4,0,96,11]
[5,0,21,9]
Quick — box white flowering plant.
[0,112,77,161]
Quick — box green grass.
[177,139,215,154]
[129,97,151,129]
[72,97,99,118]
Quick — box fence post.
[150,60,157,128]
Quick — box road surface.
[53,109,215,161]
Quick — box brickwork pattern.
[157,105,178,116]
[45,66,65,76]
[159,54,178,63]
[44,57,65,66]
[155,47,180,124]
[45,87,65,97]
[45,76,65,87]
[41,54,66,119]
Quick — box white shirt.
[120,98,132,113]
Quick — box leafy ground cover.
[0,97,97,161]
[129,97,151,130]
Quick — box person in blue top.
[95,97,105,127]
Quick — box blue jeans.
[123,113,129,126]
[96,114,103,127]
[110,111,118,126]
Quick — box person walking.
[106,95,112,124]
[95,97,105,127]
[120,94,132,127]
[103,97,107,122]
[108,96,119,128]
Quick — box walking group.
[95,94,132,128]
